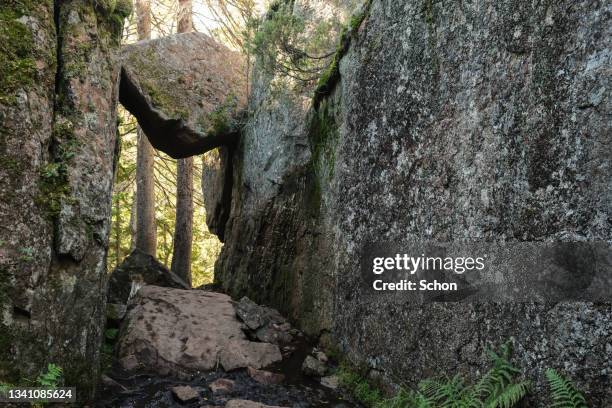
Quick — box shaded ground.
[96,285,358,408]
[96,339,356,408]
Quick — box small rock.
[119,355,139,371]
[255,325,293,344]
[209,378,234,394]
[219,340,283,371]
[225,400,289,408]
[235,297,287,331]
[247,367,285,385]
[276,322,291,331]
[314,351,328,363]
[171,385,200,403]
[301,355,327,377]
[320,375,339,389]
[235,297,267,330]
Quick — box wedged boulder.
[117,286,282,376]
[120,32,246,158]
[107,248,189,305]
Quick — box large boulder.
[107,249,189,305]
[117,286,282,376]
[119,32,247,158]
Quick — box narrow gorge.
[0,0,610,407]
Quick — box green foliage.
[245,0,342,87]
[313,1,372,106]
[0,382,14,393]
[36,364,63,388]
[337,365,383,406]
[205,95,239,136]
[37,119,79,218]
[339,343,531,408]
[309,98,338,183]
[94,0,133,45]
[105,328,119,341]
[545,369,588,408]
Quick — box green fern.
[375,388,432,408]
[485,381,531,408]
[412,343,529,408]
[339,344,588,408]
[36,363,63,388]
[545,369,588,408]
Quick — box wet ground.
[94,339,359,408]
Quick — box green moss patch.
[312,0,372,108]
[36,118,78,218]
[0,4,36,105]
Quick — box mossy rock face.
[120,32,247,158]
[1,0,128,403]
[0,0,55,105]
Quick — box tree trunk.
[171,0,194,285]
[172,157,194,285]
[129,190,137,249]
[177,0,193,33]
[134,0,157,256]
[135,0,151,39]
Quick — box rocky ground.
[97,255,354,407]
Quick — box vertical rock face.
[201,147,233,241]
[0,0,128,400]
[212,0,611,404]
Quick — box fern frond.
[485,381,530,408]
[375,388,432,408]
[419,375,465,403]
[546,369,587,408]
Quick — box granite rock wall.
[211,0,611,404]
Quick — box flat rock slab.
[219,340,282,371]
[117,286,281,376]
[120,32,246,158]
